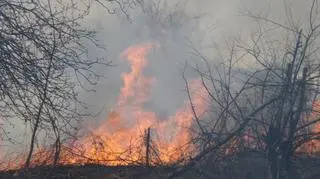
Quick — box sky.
[79,0,314,119]
[0,0,317,157]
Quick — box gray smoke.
[0,0,315,158]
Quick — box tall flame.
[1,43,320,171]
[63,43,208,165]
[0,42,208,170]
[74,43,208,165]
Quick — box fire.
[67,42,208,165]
[302,100,320,154]
[1,43,319,171]
[0,42,207,169]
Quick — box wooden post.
[145,127,151,169]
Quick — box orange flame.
[70,42,208,165]
[0,42,208,170]
[301,100,320,154]
[1,43,319,171]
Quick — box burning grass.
[0,43,319,179]
[0,42,209,171]
[0,151,319,179]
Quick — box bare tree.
[236,1,320,178]
[168,1,320,179]
[0,0,117,168]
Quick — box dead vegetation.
[0,0,320,179]
[0,152,319,179]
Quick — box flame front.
[60,43,208,166]
[0,43,208,170]
[2,43,318,170]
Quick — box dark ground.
[0,152,319,179]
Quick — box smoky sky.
[79,0,314,121]
[0,0,317,156]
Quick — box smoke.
[80,0,238,121]
[71,0,315,136]
[75,0,319,139]
[1,0,316,158]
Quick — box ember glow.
[301,100,320,154]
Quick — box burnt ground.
[0,152,319,179]
[0,165,176,179]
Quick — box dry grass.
[0,152,319,179]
